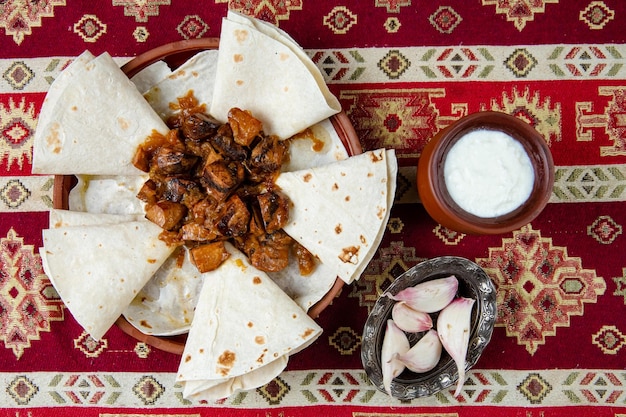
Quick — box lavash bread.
[210,11,341,139]
[123,247,204,336]
[32,52,169,175]
[41,213,175,341]
[142,49,220,120]
[275,149,397,284]
[176,243,322,400]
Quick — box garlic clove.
[395,329,442,373]
[437,296,475,397]
[386,275,458,313]
[391,301,433,333]
[381,319,410,395]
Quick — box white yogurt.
[443,129,535,218]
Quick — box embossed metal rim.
[361,256,497,400]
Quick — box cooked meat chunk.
[190,241,230,273]
[154,147,199,176]
[180,222,218,242]
[145,201,187,231]
[136,179,157,204]
[181,113,220,141]
[211,124,248,161]
[201,159,244,202]
[257,191,290,233]
[294,241,316,276]
[228,107,263,146]
[135,100,315,275]
[247,230,292,272]
[215,194,250,237]
[248,135,287,179]
[132,146,151,172]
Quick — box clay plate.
[53,38,362,355]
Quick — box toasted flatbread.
[275,149,397,284]
[176,243,322,400]
[42,218,174,340]
[210,11,340,139]
[32,52,169,175]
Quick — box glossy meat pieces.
[154,147,199,176]
[257,191,290,233]
[180,113,220,141]
[190,241,231,273]
[236,229,292,273]
[145,201,187,231]
[212,124,248,161]
[214,194,250,238]
[200,159,245,202]
[248,135,287,181]
[133,97,305,274]
[228,107,263,146]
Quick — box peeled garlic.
[386,275,458,313]
[381,319,410,395]
[395,329,442,373]
[437,296,475,397]
[391,301,433,333]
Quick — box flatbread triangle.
[176,242,322,400]
[274,149,397,284]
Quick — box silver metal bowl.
[361,256,497,399]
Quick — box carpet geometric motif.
[429,6,463,34]
[48,374,122,405]
[0,0,65,45]
[548,45,624,78]
[504,48,538,77]
[7,374,38,405]
[0,96,37,172]
[133,375,166,405]
[323,6,358,35]
[603,87,626,155]
[613,268,626,304]
[73,331,108,358]
[0,178,31,209]
[482,0,559,31]
[375,0,412,13]
[432,47,488,79]
[484,86,561,145]
[300,371,363,404]
[257,375,290,405]
[378,50,411,79]
[2,61,35,90]
[0,228,64,359]
[177,15,210,40]
[591,325,626,355]
[73,14,107,43]
[340,88,446,161]
[215,0,303,26]
[579,1,615,30]
[517,372,552,404]
[328,326,362,355]
[309,50,366,82]
[112,0,170,23]
[587,215,622,244]
[433,225,465,245]
[576,86,626,156]
[552,166,626,203]
[476,225,606,355]
[562,371,626,404]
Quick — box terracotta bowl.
[361,256,497,400]
[53,38,362,355]
[416,111,554,235]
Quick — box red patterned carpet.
[1,1,626,416]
